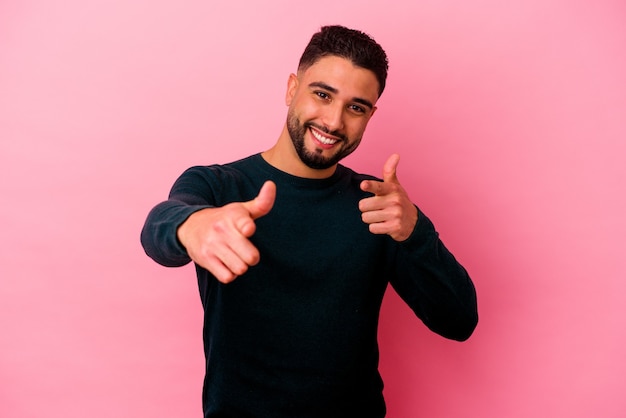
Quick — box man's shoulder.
[173,153,261,188]
[172,154,265,203]
[223,153,262,169]
[182,153,263,178]
[337,163,381,183]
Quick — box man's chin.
[299,150,339,170]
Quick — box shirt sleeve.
[140,167,216,267]
[389,207,478,341]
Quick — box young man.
[141,25,478,418]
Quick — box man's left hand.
[359,153,418,242]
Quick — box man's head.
[298,25,389,97]
[270,26,388,177]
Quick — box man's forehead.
[298,56,379,101]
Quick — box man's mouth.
[309,127,339,146]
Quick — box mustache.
[304,122,348,142]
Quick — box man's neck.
[261,125,337,179]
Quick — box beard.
[286,110,361,170]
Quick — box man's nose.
[321,103,344,133]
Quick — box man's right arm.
[175,181,275,283]
[140,172,276,283]
[140,199,210,268]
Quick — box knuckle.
[232,263,249,276]
[246,249,261,266]
[388,193,402,206]
[211,219,229,234]
[218,272,237,284]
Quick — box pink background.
[1,1,625,417]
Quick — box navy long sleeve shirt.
[141,154,478,417]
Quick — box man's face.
[285,55,379,170]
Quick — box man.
[141,25,477,418]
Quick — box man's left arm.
[360,154,478,341]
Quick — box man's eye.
[315,91,330,100]
[350,104,365,114]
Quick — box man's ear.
[285,73,298,106]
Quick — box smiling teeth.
[311,129,337,145]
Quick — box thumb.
[242,180,276,219]
[383,153,400,183]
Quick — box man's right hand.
[176,181,276,283]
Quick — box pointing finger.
[360,179,387,196]
[359,154,401,196]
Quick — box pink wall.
[1,1,625,417]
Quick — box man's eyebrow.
[353,97,374,110]
[308,81,338,94]
[308,81,374,110]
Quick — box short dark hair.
[298,25,389,97]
